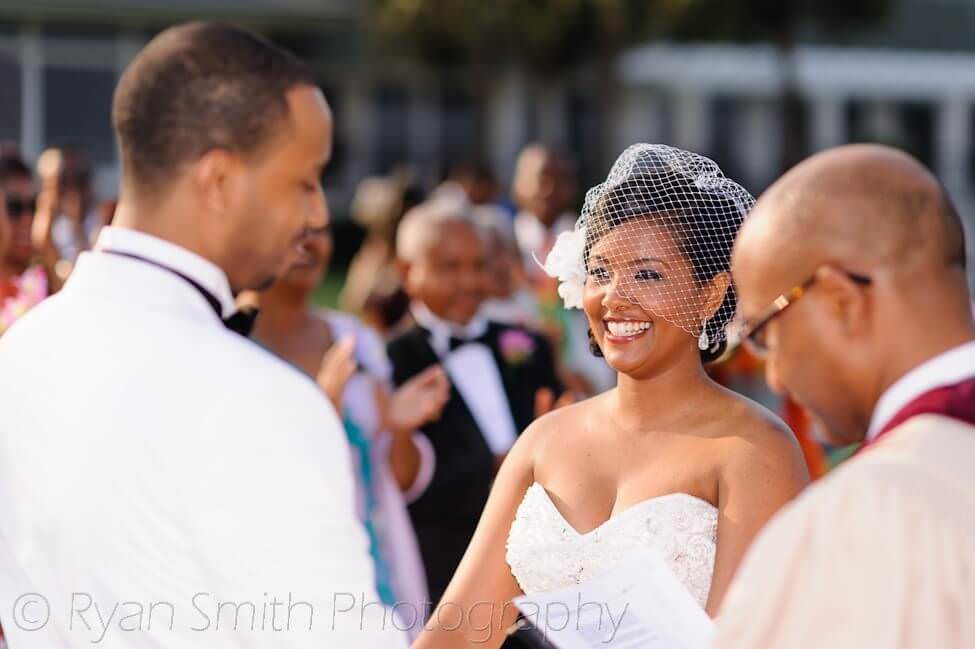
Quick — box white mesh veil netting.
[541,143,755,351]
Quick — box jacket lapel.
[482,324,535,432]
[410,326,492,453]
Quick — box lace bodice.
[505,482,718,608]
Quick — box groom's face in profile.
[218,86,333,292]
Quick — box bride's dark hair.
[584,171,746,364]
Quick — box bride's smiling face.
[583,218,717,377]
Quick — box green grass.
[311,272,346,309]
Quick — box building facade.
[2,0,975,281]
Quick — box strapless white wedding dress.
[505,482,718,608]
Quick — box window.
[0,50,20,145]
[708,95,741,182]
[440,85,480,174]
[371,84,408,174]
[567,89,601,188]
[44,66,116,163]
[846,99,934,169]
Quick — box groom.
[0,23,405,648]
[715,144,975,648]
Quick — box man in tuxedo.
[0,23,405,648]
[715,144,975,648]
[387,200,563,604]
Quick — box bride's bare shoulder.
[518,392,610,454]
[714,388,808,476]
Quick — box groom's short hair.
[112,22,316,192]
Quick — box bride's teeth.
[607,321,651,336]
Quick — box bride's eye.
[589,267,610,284]
[635,269,663,282]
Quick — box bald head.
[735,144,965,291]
[734,144,974,445]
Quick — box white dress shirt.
[0,227,407,648]
[866,340,975,441]
[410,303,519,455]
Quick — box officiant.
[716,144,975,649]
[0,23,405,648]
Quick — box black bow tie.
[448,332,491,351]
[101,249,258,337]
[416,324,490,352]
[222,307,260,337]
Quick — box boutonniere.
[499,329,536,366]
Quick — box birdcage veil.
[541,143,755,352]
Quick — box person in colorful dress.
[0,153,54,336]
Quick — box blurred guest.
[340,167,423,334]
[44,146,99,262]
[512,143,616,394]
[253,223,449,637]
[717,144,975,649]
[0,154,55,335]
[0,154,39,278]
[433,159,502,208]
[511,144,576,270]
[780,393,829,478]
[387,199,565,604]
[0,187,8,267]
[473,205,543,330]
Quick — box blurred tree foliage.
[371,0,686,72]
[372,0,892,73]
[372,0,894,171]
[371,0,686,173]
[670,0,892,45]
[671,0,894,168]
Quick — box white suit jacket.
[0,227,407,648]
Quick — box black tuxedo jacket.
[387,321,562,603]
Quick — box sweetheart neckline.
[528,481,718,537]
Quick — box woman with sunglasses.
[412,145,810,648]
[0,153,59,335]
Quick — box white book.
[510,549,714,649]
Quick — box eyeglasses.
[740,270,872,357]
[4,197,36,220]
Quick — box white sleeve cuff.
[402,432,435,504]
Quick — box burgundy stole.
[864,377,975,449]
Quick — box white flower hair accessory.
[538,225,587,309]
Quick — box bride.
[412,144,810,647]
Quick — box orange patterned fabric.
[783,395,828,480]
